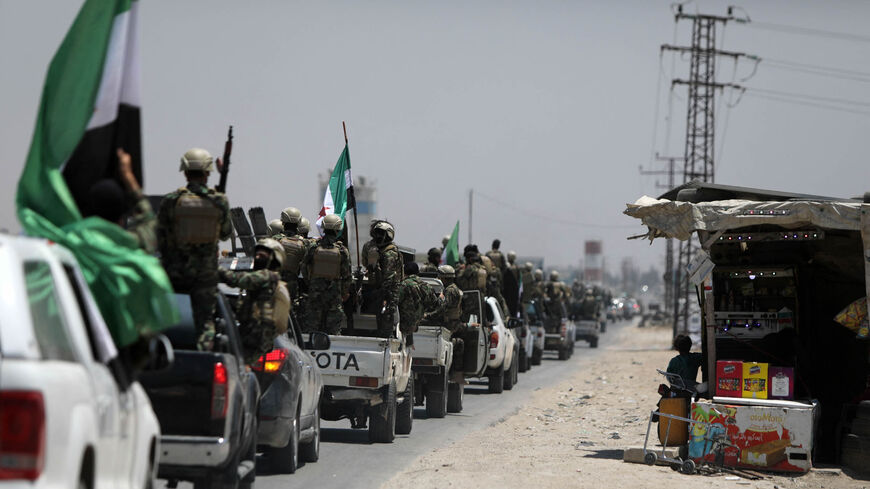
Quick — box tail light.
[0,391,45,480]
[349,376,379,388]
[537,330,543,338]
[560,322,568,338]
[490,331,499,349]
[211,362,229,419]
[252,349,288,373]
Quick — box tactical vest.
[365,242,380,267]
[279,235,306,275]
[311,246,341,279]
[446,286,463,321]
[252,279,290,333]
[173,189,222,245]
[488,250,505,270]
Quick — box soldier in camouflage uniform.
[531,268,545,302]
[219,238,290,364]
[275,207,308,302]
[481,254,509,314]
[361,220,403,336]
[429,265,465,371]
[158,148,231,350]
[520,261,535,307]
[455,244,488,322]
[268,219,283,238]
[420,247,441,274]
[301,214,351,334]
[398,262,441,346]
[486,239,507,272]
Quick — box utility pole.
[468,188,473,245]
[661,5,750,336]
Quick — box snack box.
[716,360,743,397]
[768,366,795,400]
[743,362,769,399]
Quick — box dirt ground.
[382,321,869,489]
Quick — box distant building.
[584,240,604,285]
[318,172,376,264]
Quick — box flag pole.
[344,121,362,270]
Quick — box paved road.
[161,317,637,489]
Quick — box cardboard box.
[690,400,815,473]
[716,360,743,397]
[769,367,795,400]
[743,362,769,399]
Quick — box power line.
[745,86,870,108]
[472,190,638,229]
[736,19,870,44]
[743,92,870,117]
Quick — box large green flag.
[315,144,355,235]
[17,0,177,349]
[441,221,460,266]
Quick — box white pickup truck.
[311,308,413,443]
[0,234,163,489]
[411,277,454,417]
[480,296,520,394]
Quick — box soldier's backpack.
[173,189,222,245]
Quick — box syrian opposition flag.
[316,143,355,235]
[441,220,460,266]
[16,0,177,350]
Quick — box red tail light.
[252,349,288,373]
[560,322,568,338]
[211,362,228,419]
[490,331,499,349]
[349,376,379,388]
[0,391,45,481]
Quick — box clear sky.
[2,0,869,274]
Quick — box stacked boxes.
[717,361,794,400]
[743,362,769,399]
[716,360,743,397]
[768,366,795,400]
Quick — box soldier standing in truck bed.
[420,247,441,273]
[301,214,351,334]
[157,148,231,350]
[362,220,403,337]
[275,207,308,302]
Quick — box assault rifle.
[216,125,233,193]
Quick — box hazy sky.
[2,0,869,277]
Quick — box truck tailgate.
[310,336,394,387]
[413,326,446,362]
[139,350,228,437]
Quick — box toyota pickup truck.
[411,277,454,418]
[313,280,413,443]
[140,293,260,489]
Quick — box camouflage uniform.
[301,237,351,334]
[420,261,440,274]
[276,232,308,301]
[219,269,289,364]
[455,260,487,322]
[158,182,231,346]
[486,249,506,272]
[363,240,404,335]
[420,247,441,274]
[398,275,440,345]
[127,189,158,254]
[481,255,508,314]
[428,282,463,333]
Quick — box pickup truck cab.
[314,283,413,443]
[0,234,160,489]
[140,293,260,489]
[481,297,519,393]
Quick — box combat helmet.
[322,214,343,232]
[179,148,214,172]
[442,235,451,247]
[507,250,517,263]
[437,265,456,279]
[371,220,395,244]
[534,269,543,281]
[280,207,302,225]
[549,270,560,282]
[298,217,311,236]
[268,219,283,236]
[256,238,286,268]
[525,262,534,272]
[427,247,441,263]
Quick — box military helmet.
[298,217,311,235]
[255,238,286,267]
[534,269,543,280]
[427,247,441,262]
[268,219,283,236]
[507,250,517,263]
[280,207,302,225]
[442,235,451,247]
[437,265,456,278]
[549,270,560,281]
[179,148,214,172]
[525,262,534,272]
[371,220,395,243]
[322,214,343,231]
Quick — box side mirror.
[507,318,523,329]
[145,334,174,372]
[307,331,331,351]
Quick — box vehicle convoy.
[0,235,162,489]
[480,296,520,394]
[542,300,576,360]
[140,293,260,489]
[411,277,454,418]
[313,279,413,443]
[252,320,329,474]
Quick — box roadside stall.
[625,182,870,473]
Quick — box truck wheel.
[269,411,299,474]
[518,350,529,373]
[300,403,321,463]
[590,338,599,348]
[447,381,464,413]
[395,375,414,435]
[426,370,448,418]
[531,348,542,366]
[488,365,505,394]
[369,382,397,443]
[504,355,518,390]
[558,346,568,360]
[239,421,257,488]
